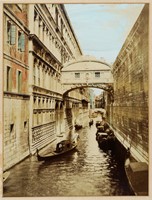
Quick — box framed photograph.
[1,0,151,199]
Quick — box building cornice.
[60,5,83,55]
[113,4,147,67]
[36,4,77,59]
[32,85,63,99]
[29,34,62,68]
[3,53,29,70]
[31,50,58,73]
[4,91,30,99]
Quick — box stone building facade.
[28,4,83,154]
[89,89,95,109]
[95,93,105,109]
[111,4,149,163]
[3,3,86,169]
[3,4,30,170]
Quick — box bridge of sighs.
[61,55,114,100]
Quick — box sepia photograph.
[1,0,151,198]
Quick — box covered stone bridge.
[61,55,114,98]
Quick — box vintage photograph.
[2,1,149,197]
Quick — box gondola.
[95,121,101,128]
[74,124,82,130]
[96,129,115,150]
[37,134,79,161]
[124,156,148,196]
[89,119,93,127]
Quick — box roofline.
[113,4,146,66]
[63,59,111,69]
[62,69,111,72]
[60,5,83,55]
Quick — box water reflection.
[4,123,134,197]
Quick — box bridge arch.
[61,55,114,100]
[63,84,114,98]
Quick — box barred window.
[95,72,100,78]
[75,73,80,78]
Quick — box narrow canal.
[3,121,134,197]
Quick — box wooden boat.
[89,119,93,127]
[3,171,10,183]
[96,130,115,150]
[124,157,148,195]
[74,124,82,130]
[95,121,101,128]
[37,134,79,161]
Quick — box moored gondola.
[124,150,148,196]
[74,124,82,130]
[89,119,93,127]
[96,128,115,150]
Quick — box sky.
[65,4,144,95]
[65,4,144,64]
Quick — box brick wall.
[111,4,149,162]
[3,4,30,170]
[3,97,29,170]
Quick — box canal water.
[3,122,134,197]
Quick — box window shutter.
[21,33,25,52]
[7,22,11,43]
[10,25,16,45]
[18,32,21,50]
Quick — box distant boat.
[89,119,93,127]
[74,124,82,130]
[37,134,79,161]
[3,171,10,183]
[95,121,101,128]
